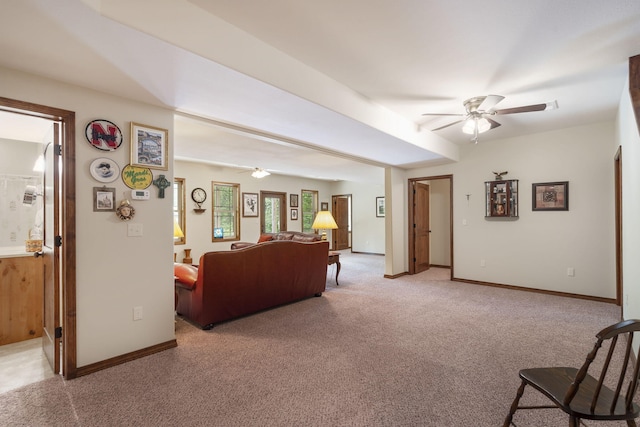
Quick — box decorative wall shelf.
[485,179,518,218]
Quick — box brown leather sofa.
[175,240,329,329]
[230,231,322,250]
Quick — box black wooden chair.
[503,319,640,427]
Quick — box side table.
[327,251,341,285]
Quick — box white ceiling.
[1,0,639,182]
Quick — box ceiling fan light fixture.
[462,117,491,135]
[251,168,270,179]
[545,100,559,110]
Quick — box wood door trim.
[408,175,453,278]
[614,146,622,307]
[0,96,77,379]
[260,191,287,233]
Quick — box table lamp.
[311,210,338,241]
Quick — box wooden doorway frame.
[408,174,453,277]
[260,191,287,233]
[614,146,622,306]
[0,96,77,379]
[331,194,351,251]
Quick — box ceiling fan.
[422,95,558,143]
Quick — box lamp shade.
[312,211,338,230]
[173,218,184,238]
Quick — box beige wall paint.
[407,121,617,299]
[616,81,640,328]
[0,66,175,367]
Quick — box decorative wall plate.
[89,158,119,183]
[121,164,153,189]
[85,119,123,151]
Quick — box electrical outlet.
[133,306,143,321]
[480,259,486,267]
[567,267,575,277]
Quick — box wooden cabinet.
[0,255,43,345]
[485,179,518,218]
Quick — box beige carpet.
[0,251,628,426]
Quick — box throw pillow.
[258,234,273,243]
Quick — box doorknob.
[34,251,43,258]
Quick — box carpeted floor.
[0,251,629,426]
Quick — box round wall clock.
[121,164,153,189]
[85,119,123,151]
[191,187,207,208]
[89,157,119,183]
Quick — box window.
[301,189,318,233]
[212,182,240,241]
[173,178,185,245]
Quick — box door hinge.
[54,145,62,156]
[55,327,62,339]
[55,236,62,247]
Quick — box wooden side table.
[327,251,341,285]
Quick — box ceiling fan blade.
[493,103,548,115]
[432,119,464,131]
[486,117,501,130]
[478,95,505,112]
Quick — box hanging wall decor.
[85,119,123,151]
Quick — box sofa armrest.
[174,263,198,290]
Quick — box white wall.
[175,160,386,260]
[331,178,385,254]
[175,160,336,262]
[0,67,175,367]
[407,122,617,299]
[616,81,640,322]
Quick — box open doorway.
[0,97,77,382]
[408,175,453,277]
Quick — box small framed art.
[291,209,298,220]
[290,193,299,207]
[93,187,116,212]
[321,202,329,211]
[532,181,569,211]
[376,196,385,217]
[242,192,259,217]
[131,122,168,170]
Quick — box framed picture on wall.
[93,186,116,212]
[321,202,329,211]
[291,209,298,220]
[242,192,259,217]
[376,196,385,217]
[532,181,569,211]
[290,193,298,207]
[130,122,168,170]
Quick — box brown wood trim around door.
[0,96,77,380]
